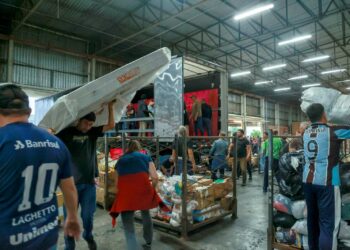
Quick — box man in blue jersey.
[0,84,80,250]
[57,101,115,250]
[303,103,350,250]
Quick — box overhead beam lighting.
[302,55,330,63]
[288,75,308,80]
[302,83,321,88]
[274,87,291,92]
[321,69,347,75]
[255,80,273,85]
[230,71,251,78]
[234,4,274,20]
[346,87,350,90]
[278,35,312,46]
[262,64,287,71]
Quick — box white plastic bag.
[292,220,308,235]
[291,200,306,220]
[301,87,350,124]
[339,220,350,240]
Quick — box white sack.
[300,87,350,124]
[339,220,350,240]
[292,220,308,235]
[39,47,171,133]
[291,200,306,220]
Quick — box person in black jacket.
[201,100,212,136]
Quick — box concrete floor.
[57,172,269,250]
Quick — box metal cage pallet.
[97,134,238,239]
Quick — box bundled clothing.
[278,150,305,200]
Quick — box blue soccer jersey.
[303,123,350,186]
[0,122,72,250]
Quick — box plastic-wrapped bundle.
[278,151,305,199]
[273,212,297,228]
[274,194,293,215]
[340,162,350,195]
[300,87,350,124]
[292,220,308,235]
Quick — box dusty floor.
[58,172,269,250]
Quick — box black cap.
[0,84,30,111]
[80,112,96,122]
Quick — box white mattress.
[38,47,171,133]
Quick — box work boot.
[87,238,97,250]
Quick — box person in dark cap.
[0,84,80,249]
[56,100,115,250]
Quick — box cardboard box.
[224,178,233,191]
[193,185,214,201]
[213,181,228,199]
[220,193,233,211]
[195,197,215,210]
[198,178,213,186]
[96,187,105,204]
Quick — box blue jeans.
[64,184,96,250]
[202,117,212,136]
[263,158,280,192]
[259,155,266,173]
[194,117,204,136]
[121,210,153,250]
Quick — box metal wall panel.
[228,92,241,114]
[95,61,116,78]
[13,43,87,89]
[0,40,7,82]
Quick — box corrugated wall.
[0,40,8,82]
[13,43,87,89]
[95,61,117,78]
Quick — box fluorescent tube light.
[302,55,330,63]
[346,87,350,90]
[255,80,273,85]
[234,4,274,20]
[230,71,251,77]
[274,87,291,92]
[321,69,347,75]
[302,83,321,88]
[288,75,308,80]
[262,64,287,71]
[278,35,312,46]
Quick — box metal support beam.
[220,71,229,133]
[12,0,45,33]
[95,0,210,54]
[7,39,14,83]
[91,58,96,80]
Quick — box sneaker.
[142,243,152,249]
[87,239,97,250]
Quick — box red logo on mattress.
[117,67,140,84]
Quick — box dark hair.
[237,129,245,134]
[80,112,96,122]
[126,140,141,153]
[0,84,30,116]
[306,103,325,123]
[273,130,278,136]
[289,139,302,150]
[263,131,268,136]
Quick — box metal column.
[91,58,96,80]
[220,71,229,133]
[7,39,14,83]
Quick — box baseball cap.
[0,84,30,112]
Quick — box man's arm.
[102,101,116,132]
[209,141,216,157]
[188,148,196,171]
[59,177,80,239]
[246,144,252,161]
[227,143,233,159]
[149,162,158,188]
[334,126,350,139]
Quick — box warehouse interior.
[1,0,350,249]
